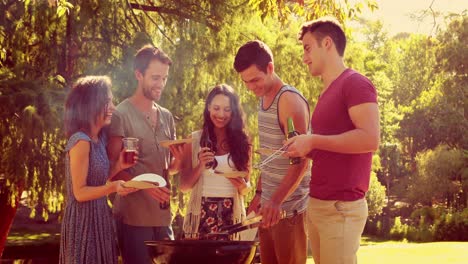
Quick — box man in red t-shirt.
[285,17,380,264]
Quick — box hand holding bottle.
[286,117,301,164]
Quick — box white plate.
[123,173,166,189]
[213,171,248,178]
[159,138,193,148]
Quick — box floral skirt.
[198,196,234,240]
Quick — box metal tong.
[221,215,263,233]
[253,144,289,170]
[203,215,263,239]
[202,210,291,240]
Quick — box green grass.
[306,237,468,264]
[5,232,468,264]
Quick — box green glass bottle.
[286,117,301,165]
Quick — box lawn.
[4,232,468,263]
[306,237,468,264]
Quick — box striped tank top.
[258,85,311,216]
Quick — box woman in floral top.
[175,84,252,240]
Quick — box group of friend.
[59,16,380,264]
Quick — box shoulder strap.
[276,86,311,134]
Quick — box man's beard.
[143,87,159,101]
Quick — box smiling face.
[208,94,232,129]
[103,90,115,125]
[136,59,170,101]
[302,32,326,77]
[96,89,115,129]
[239,64,274,98]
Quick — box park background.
[0,0,467,263]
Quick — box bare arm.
[247,176,262,215]
[286,102,380,157]
[70,140,122,202]
[227,145,252,195]
[178,135,214,193]
[261,92,310,227]
[168,144,184,175]
[167,115,183,175]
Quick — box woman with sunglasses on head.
[176,84,252,240]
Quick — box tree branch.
[125,0,153,42]
[81,37,126,49]
[140,2,176,46]
[129,2,219,30]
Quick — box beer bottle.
[201,129,214,169]
[160,169,170,209]
[286,117,301,165]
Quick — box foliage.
[433,208,468,241]
[377,142,401,196]
[366,171,387,218]
[370,206,468,242]
[364,219,383,237]
[405,206,444,242]
[389,216,409,240]
[407,145,465,208]
[0,0,364,220]
[409,206,445,226]
[1,1,466,237]
[406,224,434,242]
[250,0,378,23]
[432,14,468,149]
[0,78,66,218]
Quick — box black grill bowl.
[145,240,259,264]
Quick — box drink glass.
[122,137,139,163]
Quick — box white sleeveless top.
[183,130,246,240]
[202,154,237,197]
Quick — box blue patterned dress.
[59,132,117,264]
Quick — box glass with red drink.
[122,137,139,163]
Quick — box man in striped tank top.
[234,40,311,264]
[286,17,380,264]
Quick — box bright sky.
[354,0,467,36]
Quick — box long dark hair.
[64,76,111,138]
[200,84,250,171]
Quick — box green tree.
[0,0,374,254]
[432,14,467,149]
[367,171,387,218]
[407,145,465,208]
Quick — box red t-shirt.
[308,69,377,201]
